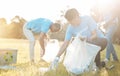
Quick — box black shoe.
[101,61,106,67]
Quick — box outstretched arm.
[39,32,46,57]
[56,40,70,57]
[49,40,70,70]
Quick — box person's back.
[25,18,52,34]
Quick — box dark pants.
[87,38,107,68]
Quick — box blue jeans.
[105,24,119,61]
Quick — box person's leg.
[111,43,119,61]
[95,51,100,68]
[23,25,35,62]
[87,38,107,68]
[106,39,112,60]
[106,25,119,61]
[106,39,118,61]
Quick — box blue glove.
[49,57,60,70]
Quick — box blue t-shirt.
[25,18,52,34]
[65,16,105,41]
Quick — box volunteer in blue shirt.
[50,8,107,70]
[23,18,61,62]
[100,9,119,62]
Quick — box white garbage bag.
[42,39,60,63]
[63,37,101,75]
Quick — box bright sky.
[0,0,96,22]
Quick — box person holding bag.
[49,8,107,71]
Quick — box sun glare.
[67,0,94,15]
[98,0,115,11]
[0,0,96,21]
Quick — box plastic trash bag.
[63,37,101,75]
[42,39,60,63]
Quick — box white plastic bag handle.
[76,27,88,41]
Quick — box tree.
[0,16,27,39]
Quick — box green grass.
[0,38,120,76]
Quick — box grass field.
[0,38,120,76]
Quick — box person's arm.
[39,32,46,57]
[56,40,70,57]
[49,25,71,70]
[56,26,71,57]
[49,40,70,70]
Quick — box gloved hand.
[49,57,60,70]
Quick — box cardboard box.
[0,49,17,65]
